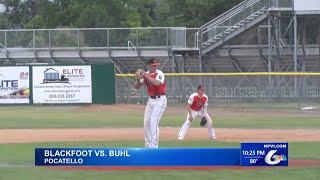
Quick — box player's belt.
[150,94,165,99]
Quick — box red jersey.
[188,93,208,111]
[140,69,166,96]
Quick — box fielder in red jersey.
[133,58,167,148]
[178,85,217,140]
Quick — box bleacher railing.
[198,0,293,53]
[199,0,266,48]
[0,27,199,50]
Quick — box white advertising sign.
[294,0,320,14]
[0,67,30,103]
[32,66,92,104]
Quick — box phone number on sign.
[49,94,76,98]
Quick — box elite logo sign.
[42,68,70,84]
[32,66,92,104]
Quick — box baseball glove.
[134,69,144,80]
[200,116,207,126]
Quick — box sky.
[0,4,4,13]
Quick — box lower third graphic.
[241,142,288,166]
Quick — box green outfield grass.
[1,166,318,180]
[0,106,320,129]
[0,141,319,180]
[0,105,319,180]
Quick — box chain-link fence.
[116,73,320,104]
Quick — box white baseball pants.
[178,109,216,140]
[144,95,167,148]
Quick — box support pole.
[268,17,272,73]
[198,28,203,84]
[294,15,298,98]
[268,17,272,99]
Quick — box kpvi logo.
[264,150,287,165]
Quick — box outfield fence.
[116,72,320,104]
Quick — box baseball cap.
[147,58,160,66]
[197,85,205,90]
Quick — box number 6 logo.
[264,150,281,165]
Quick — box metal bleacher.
[199,0,267,55]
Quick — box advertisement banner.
[0,66,29,104]
[32,66,92,104]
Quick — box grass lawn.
[0,106,319,129]
[0,105,319,179]
[0,141,319,180]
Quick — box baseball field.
[0,103,320,180]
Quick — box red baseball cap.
[148,58,160,66]
[197,85,205,90]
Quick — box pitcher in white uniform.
[133,58,167,148]
[178,85,217,141]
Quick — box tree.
[0,0,246,29]
[0,0,37,29]
[151,0,243,27]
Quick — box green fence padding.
[91,64,115,104]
